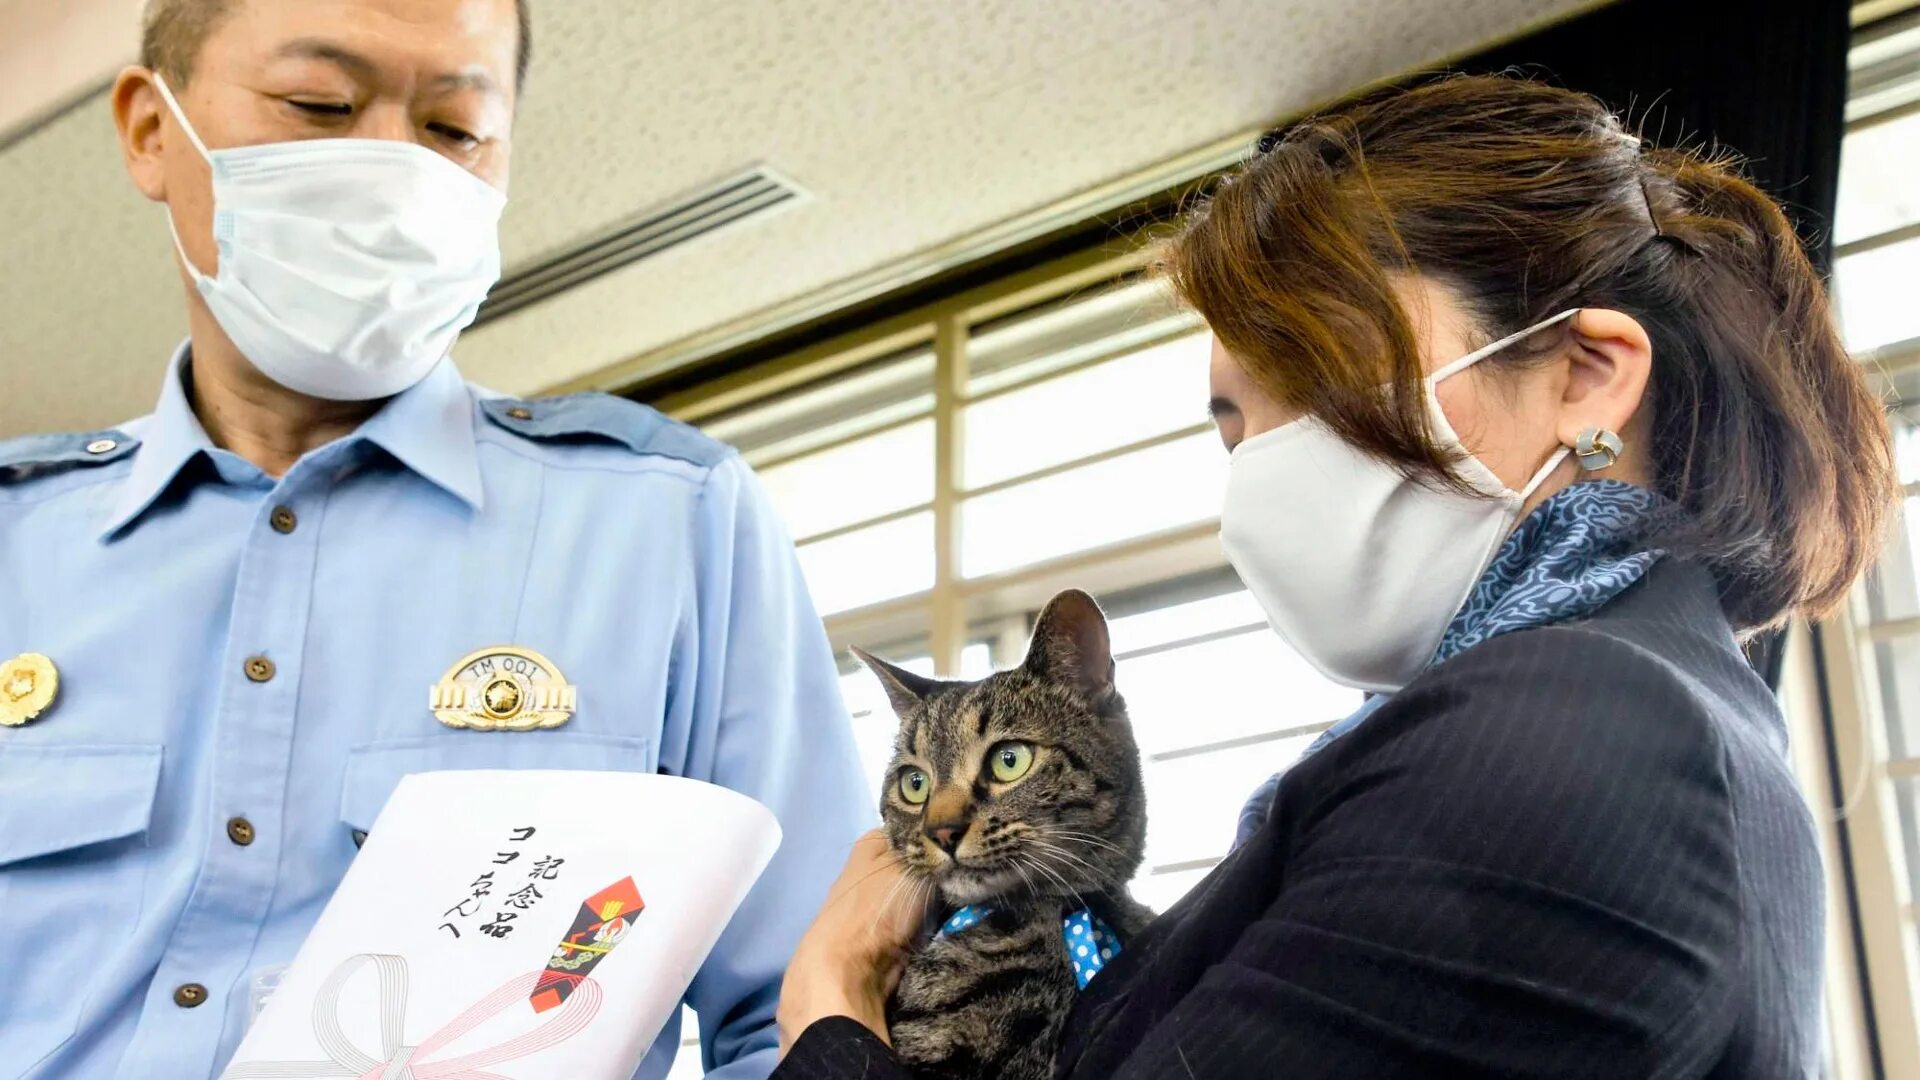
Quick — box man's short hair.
[140,0,533,89]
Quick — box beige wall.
[0,0,140,145]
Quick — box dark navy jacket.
[780,560,1823,1078]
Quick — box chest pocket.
[338,732,654,837]
[0,743,163,1069]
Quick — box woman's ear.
[1558,307,1653,450]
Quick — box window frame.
[1816,331,1920,1079]
[1800,22,1920,1069]
[661,238,1237,668]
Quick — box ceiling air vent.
[473,166,804,326]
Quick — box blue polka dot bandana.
[939,906,987,935]
[938,905,1123,989]
[1061,909,1121,987]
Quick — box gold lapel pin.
[1,653,59,727]
[430,646,576,732]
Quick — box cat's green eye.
[987,741,1034,783]
[899,767,931,805]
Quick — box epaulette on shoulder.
[0,430,139,486]
[478,393,731,469]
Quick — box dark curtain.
[1459,0,1850,277]
[1457,0,1853,687]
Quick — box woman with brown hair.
[772,74,1898,1077]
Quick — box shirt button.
[244,656,276,683]
[85,438,118,454]
[173,983,208,1008]
[227,816,256,846]
[506,406,533,421]
[269,506,298,534]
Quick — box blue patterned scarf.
[1232,480,1666,848]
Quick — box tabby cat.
[856,589,1152,1080]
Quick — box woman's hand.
[777,829,928,1055]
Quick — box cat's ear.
[853,647,939,717]
[1023,589,1115,703]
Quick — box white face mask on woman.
[152,75,506,401]
[1219,309,1579,693]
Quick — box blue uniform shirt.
[0,346,873,1079]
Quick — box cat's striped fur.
[858,590,1151,1080]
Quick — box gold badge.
[0,653,59,727]
[431,646,576,731]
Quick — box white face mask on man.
[152,75,506,402]
[1218,309,1579,693]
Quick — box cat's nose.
[926,824,964,855]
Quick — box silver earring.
[1575,427,1624,471]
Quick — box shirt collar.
[356,355,485,512]
[99,344,483,540]
[99,341,218,540]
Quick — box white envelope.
[222,770,782,1080]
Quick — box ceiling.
[0,0,1592,437]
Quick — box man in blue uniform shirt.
[0,2,872,1077]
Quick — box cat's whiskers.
[995,823,1108,898]
[1034,829,1140,890]
[913,877,935,938]
[1027,847,1093,898]
[1025,835,1110,884]
[1036,826,1121,860]
[1038,827,1131,858]
[872,866,915,948]
[1018,852,1077,901]
[1006,854,1040,901]
[831,850,915,918]
[1019,844,1094,910]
